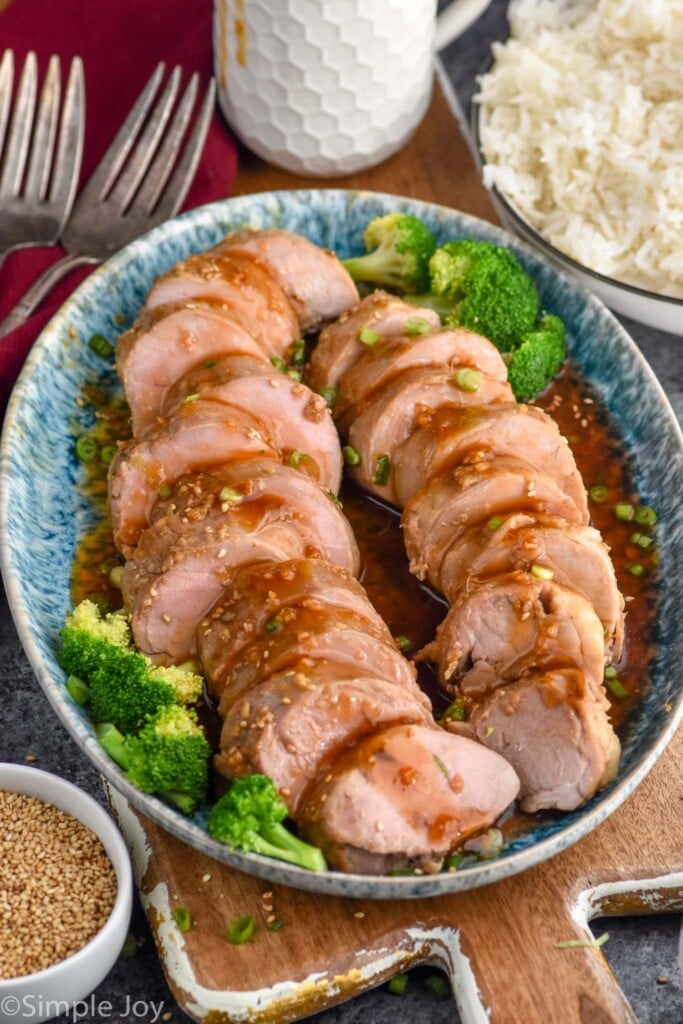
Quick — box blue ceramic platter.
[1,189,682,899]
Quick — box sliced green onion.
[388,974,408,995]
[75,435,98,462]
[404,316,432,336]
[318,387,338,409]
[109,565,124,589]
[88,333,114,358]
[445,852,464,871]
[442,700,468,722]
[604,666,618,679]
[555,933,609,950]
[290,340,306,366]
[324,488,343,508]
[531,563,554,581]
[614,503,635,522]
[589,485,609,503]
[265,616,283,633]
[626,562,645,577]
[634,505,657,526]
[424,974,450,1001]
[204,358,217,368]
[342,445,361,466]
[394,635,411,652]
[433,754,450,780]
[100,444,118,466]
[173,907,193,933]
[483,725,494,738]
[488,517,503,531]
[452,368,481,393]
[372,454,391,486]
[630,532,654,550]
[219,486,242,505]
[227,915,255,945]
[121,932,138,958]
[270,356,286,372]
[286,368,302,382]
[288,450,311,469]
[181,393,199,405]
[158,484,173,500]
[66,675,89,707]
[359,326,380,346]
[268,919,284,932]
[605,676,630,699]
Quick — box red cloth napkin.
[0,0,239,413]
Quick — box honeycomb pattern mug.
[213,0,493,176]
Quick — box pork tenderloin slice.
[299,723,520,874]
[335,327,509,434]
[402,456,587,594]
[346,368,513,506]
[440,512,625,660]
[165,373,343,494]
[219,228,359,331]
[117,303,269,436]
[467,669,620,812]
[306,291,441,394]
[144,252,299,355]
[421,570,607,695]
[216,668,432,816]
[392,403,588,514]
[152,461,360,575]
[108,403,278,557]
[122,499,318,664]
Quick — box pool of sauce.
[71,362,659,843]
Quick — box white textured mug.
[213,0,492,176]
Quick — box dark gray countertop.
[1,2,682,1021]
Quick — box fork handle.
[0,252,100,338]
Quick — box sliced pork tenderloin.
[299,723,520,874]
[464,669,620,812]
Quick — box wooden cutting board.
[109,81,683,1024]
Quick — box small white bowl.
[471,105,683,336]
[0,764,133,1024]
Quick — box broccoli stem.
[409,292,460,320]
[255,823,328,872]
[342,249,403,290]
[160,790,199,815]
[96,722,131,771]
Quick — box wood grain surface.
[104,80,683,1024]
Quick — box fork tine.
[108,65,182,213]
[154,78,215,221]
[48,56,85,213]
[77,63,165,202]
[23,55,60,202]
[0,50,14,159]
[0,51,37,199]
[133,72,199,215]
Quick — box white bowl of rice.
[473,0,683,335]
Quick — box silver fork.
[0,50,85,263]
[0,63,215,337]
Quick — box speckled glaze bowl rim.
[1,188,682,900]
[470,78,683,333]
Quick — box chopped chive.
[424,974,450,1001]
[121,933,138,958]
[630,532,654,550]
[173,907,193,933]
[75,435,98,462]
[605,676,630,699]
[342,445,361,466]
[286,368,302,382]
[452,367,481,393]
[404,316,432,336]
[359,326,380,346]
[531,563,554,581]
[181,393,199,405]
[270,356,286,372]
[265,616,283,633]
[442,700,468,722]
[288,449,311,469]
[614,503,634,522]
[589,484,609,503]
[100,444,118,465]
[372,454,391,486]
[219,486,242,504]
[66,675,89,707]
[88,333,114,359]
[555,933,609,950]
[488,517,503,531]
[324,489,343,509]
[634,505,657,526]
[394,635,411,652]
[626,562,645,577]
[290,340,306,366]
[227,915,255,945]
[433,754,450,780]
[318,386,338,409]
[158,484,173,500]
[203,358,217,368]
[388,974,408,995]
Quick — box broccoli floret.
[342,213,437,293]
[59,600,204,734]
[207,774,327,872]
[422,239,541,352]
[506,314,567,402]
[96,705,211,814]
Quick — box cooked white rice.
[476,0,683,299]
